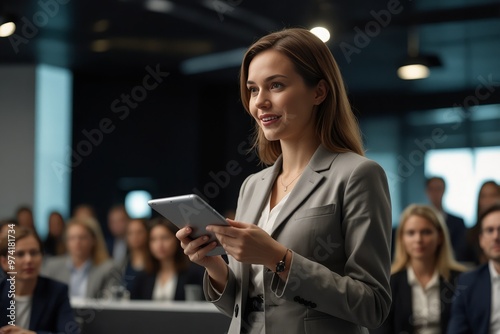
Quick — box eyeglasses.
[481,226,500,237]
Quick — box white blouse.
[152,274,178,301]
[407,266,441,334]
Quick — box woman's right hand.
[175,226,220,267]
[176,226,229,292]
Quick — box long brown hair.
[147,217,189,274]
[240,28,364,165]
[391,204,466,281]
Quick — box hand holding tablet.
[148,194,229,256]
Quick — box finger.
[175,226,193,240]
[225,218,249,228]
[184,235,211,254]
[206,225,238,237]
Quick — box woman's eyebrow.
[247,74,288,85]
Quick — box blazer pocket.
[295,204,336,220]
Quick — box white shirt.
[14,295,32,329]
[489,261,500,334]
[249,192,290,298]
[69,259,92,298]
[407,266,441,334]
[152,274,178,301]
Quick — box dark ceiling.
[2,0,500,112]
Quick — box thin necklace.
[280,172,303,192]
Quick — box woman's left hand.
[206,219,285,268]
[0,326,36,334]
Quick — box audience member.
[447,204,500,333]
[120,218,151,291]
[0,226,79,333]
[41,217,119,299]
[464,180,500,264]
[106,205,130,265]
[0,219,17,238]
[16,206,36,232]
[43,211,67,257]
[130,217,203,301]
[72,203,97,220]
[372,204,467,334]
[425,177,468,262]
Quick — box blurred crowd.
[0,178,499,333]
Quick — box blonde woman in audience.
[372,204,467,334]
[41,217,120,299]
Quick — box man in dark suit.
[447,204,500,333]
[426,177,468,261]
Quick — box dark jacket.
[0,275,79,334]
[371,269,462,334]
[447,264,491,334]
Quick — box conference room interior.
[1,0,500,333]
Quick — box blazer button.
[234,304,239,318]
[310,303,317,308]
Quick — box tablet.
[148,194,228,256]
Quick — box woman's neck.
[71,255,90,269]
[280,137,320,175]
[16,278,37,296]
[129,249,146,267]
[159,259,176,273]
[410,258,437,286]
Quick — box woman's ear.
[313,79,328,105]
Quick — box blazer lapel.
[270,146,338,237]
[29,278,45,330]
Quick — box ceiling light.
[0,15,16,37]
[397,54,442,80]
[310,27,330,43]
[398,27,442,80]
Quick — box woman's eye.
[271,82,283,89]
[248,87,258,94]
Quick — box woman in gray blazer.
[177,28,392,334]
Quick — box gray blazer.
[41,255,120,299]
[204,146,392,334]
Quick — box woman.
[464,180,500,265]
[0,226,79,333]
[120,218,151,291]
[176,28,392,333]
[373,204,467,334]
[43,211,66,257]
[41,217,120,299]
[130,217,203,301]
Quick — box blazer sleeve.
[270,159,392,329]
[36,281,80,334]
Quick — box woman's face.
[149,225,178,261]
[246,49,325,143]
[1,236,42,282]
[66,224,94,261]
[126,220,148,251]
[402,215,442,262]
[479,183,500,214]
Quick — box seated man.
[447,204,500,334]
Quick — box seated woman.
[43,211,66,257]
[0,226,79,333]
[372,204,467,334]
[130,217,203,301]
[120,218,151,291]
[41,217,120,299]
